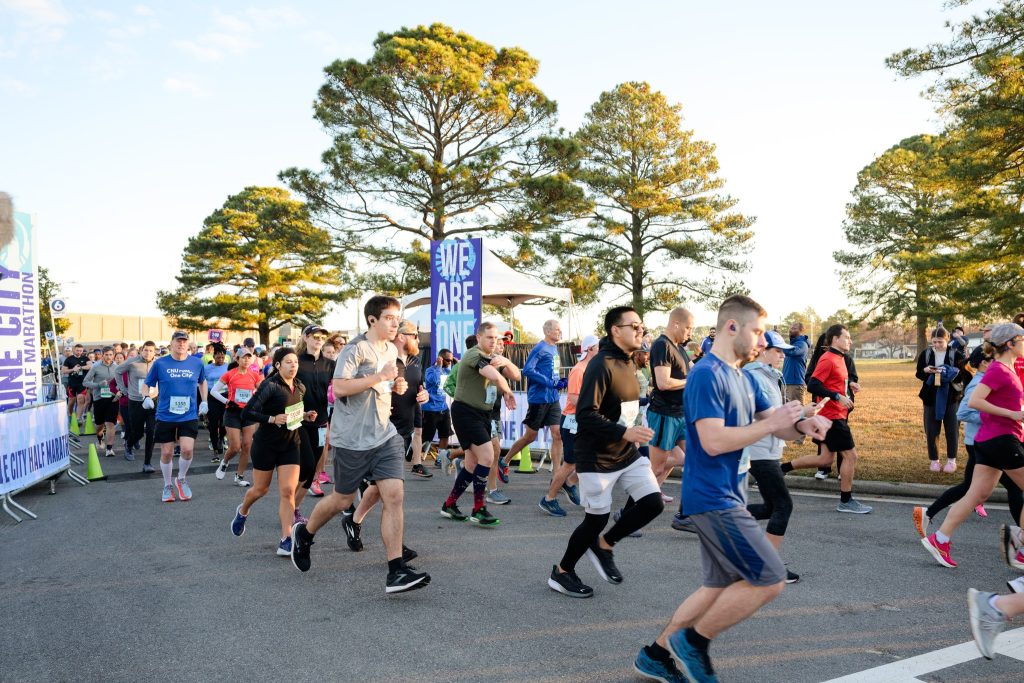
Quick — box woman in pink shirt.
[922,323,1024,569]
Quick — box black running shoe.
[386,566,430,594]
[785,569,800,584]
[547,565,593,598]
[402,545,418,562]
[440,503,468,521]
[290,523,313,573]
[587,545,623,584]
[469,507,500,527]
[410,464,433,479]
[342,514,363,552]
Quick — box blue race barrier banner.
[430,238,482,360]
[0,401,70,495]
[0,210,41,412]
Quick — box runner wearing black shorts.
[62,344,91,424]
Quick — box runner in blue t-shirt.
[633,296,830,683]
[142,331,209,503]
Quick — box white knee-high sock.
[177,456,192,479]
[160,461,173,486]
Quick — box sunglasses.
[310,335,327,341]
[615,322,645,332]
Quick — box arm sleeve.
[575,361,627,443]
[211,374,229,404]
[807,356,834,400]
[241,380,274,425]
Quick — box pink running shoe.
[293,508,308,525]
[942,459,957,474]
[975,504,988,518]
[317,471,332,485]
[929,461,941,472]
[922,533,957,568]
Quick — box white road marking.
[819,627,1024,682]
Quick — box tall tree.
[281,23,581,294]
[517,82,754,316]
[157,187,352,346]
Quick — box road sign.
[45,331,54,340]
[49,297,67,318]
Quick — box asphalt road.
[3,443,1023,682]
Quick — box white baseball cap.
[578,334,600,361]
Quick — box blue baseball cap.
[765,330,794,350]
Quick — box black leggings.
[207,399,226,450]
[924,401,959,462]
[127,401,156,465]
[559,492,663,571]
[297,422,321,490]
[747,460,794,537]
[927,444,1024,522]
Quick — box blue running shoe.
[634,647,689,683]
[277,536,292,556]
[497,456,509,484]
[562,482,581,506]
[538,496,567,517]
[231,504,247,537]
[175,477,192,501]
[667,630,718,683]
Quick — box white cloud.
[246,6,301,29]
[2,0,70,42]
[202,30,253,55]
[87,8,116,22]
[163,75,206,97]
[133,4,153,16]
[212,9,249,34]
[173,39,223,62]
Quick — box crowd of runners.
[54,296,1024,682]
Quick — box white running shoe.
[234,474,251,487]
[1007,576,1024,594]
[215,459,228,480]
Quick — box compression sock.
[472,464,490,512]
[445,467,473,507]
[160,460,173,486]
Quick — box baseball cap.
[397,320,418,335]
[237,348,253,357]
[171,331,188,342]
[302,323,328,337]
[255,344,266,353]
[578,334,599,361]
[243,337,255,347]
[765,330,794,350]
[990,322,1024,346]
[639,342,651,353]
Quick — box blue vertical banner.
[430,238,482,360]
[0,211,41,412]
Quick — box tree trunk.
[258,322,270,347]
[630,212,644,314]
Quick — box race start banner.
[430,238,482,360]
[0,210,41,412]
[0,401,70,495]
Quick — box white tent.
[403,305,511,334]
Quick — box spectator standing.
[916,327,967,473]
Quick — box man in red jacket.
[781,324,873,514]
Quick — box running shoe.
[410,464,433,479]
[161,484,175,503]
[587,544,623,584]
[922,533,957,568]
[233,474,250,487]
[486,489,510,505]
[912,506,930,539]
[142,463,155,474]
[929,460,941,472]
[785,569,800,584]
[210,454,221,463]
[672,513,697,534]
[613,509,642,538]
[440,503,467,521]
[562,482,581,506]
[975,504,988,518]
[277,536,292,557]
[124,449,135,462]
[497,456,509,484]
[942,459,957,474]
[667,629,718,683]
[633,647,688,683]
[215,459,228,480]
[1011,549,1024,571]
[290,523,313,572]
[439,449,452,474]
[342,514,363,552]
[1008,576,1024,594]
[814,470,828,480]
[470,507,500,527]
[230,504,246,537]
[293,508,308,525]
[660,492,674,504]
[309,479,324,497]
[968,588,1006,659]
[175,477,192,501]
[385,565,430,594]
[1001,524,1023,567]
[836,499,872,514]
[547,565,593,598]
[538,496,567,517]
[105,446,115,458]
[402,545,418,562]
[317,471,332,485]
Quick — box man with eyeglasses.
[548,306,664,600]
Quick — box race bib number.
[285,402,303,431]
[563,414,578,434]
[169,395,190,415]
[375,380,394,395]
[318,427,326,447]
[235,388,253,404]
[618,400,639,428]
[485,384,497,405]
[490,420,500,439]
[138,379,146,394]
[100,386,112,399]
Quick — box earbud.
[730,324,736,332]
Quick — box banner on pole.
[430,238,482,360]
[0,211,41,412]
[49,297,67,318]
[0,401,70,495]
[207,329,223,342]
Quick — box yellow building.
[59,312,295,348]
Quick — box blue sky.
[0,0,990,334]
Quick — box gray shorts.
[691,506,787,588]
[332,433,405,495]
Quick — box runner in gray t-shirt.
[289,295,431,595]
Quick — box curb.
[781,474,1010,503]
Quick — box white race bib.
[138,379,146,394]
[318,427,326,447]
[169,395,190,415]
[100,386,112,399]
[485,384,497,405]
[563,414,578,434]
[285,402,303,431]
[235,388,253,404]
[618,400,639,428]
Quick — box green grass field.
[783,359,965,484]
